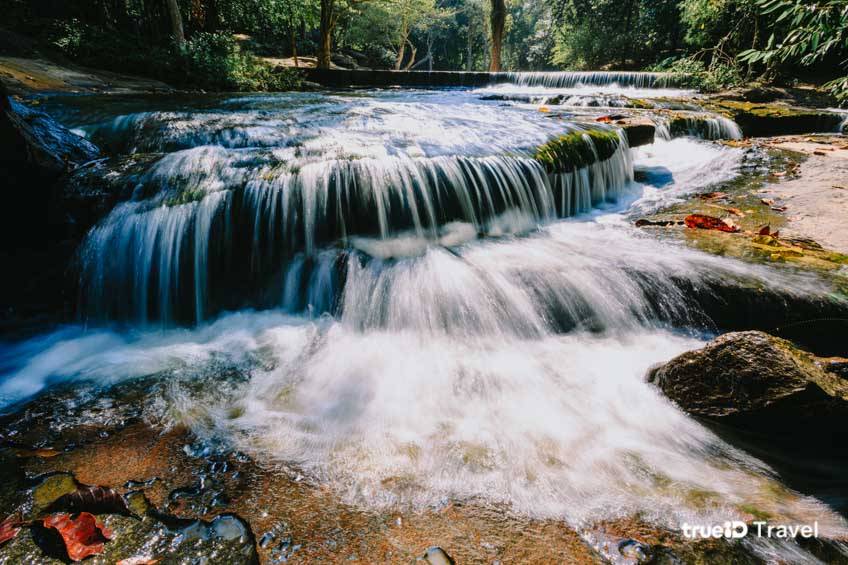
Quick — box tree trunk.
[204,0,219,32]
[394,20,409,70]
[489,0,506,72]
[319,0,336,69]
[290,20,299,67]
[165,0,185,45]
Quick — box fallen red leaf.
[43,513,112,562]
[758,225,771,236]
[0,513,23,545]
[684,214,739,233]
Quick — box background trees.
[0,0,844,97]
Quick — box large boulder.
[0,86,100,180]
[648,331,848,438]
[0,84,103,332]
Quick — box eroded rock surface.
[649,331,848,437]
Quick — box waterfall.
[78,133,634,325]
[498,71,682,89]
[654,114,743,141]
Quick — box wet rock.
[705,99,844,137]
[0,85,99,181]
[0,84,103,332]
[418,546,456,565]
[619,118,655,148]
[648,331,848,441]
[618,538,653,562]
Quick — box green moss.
[534,129,621,174]
[738,504,772,521]
[626,98,656,109]
[165,188,206,207]
[32,473,78,516]
[703,99,843,136]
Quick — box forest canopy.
[1,0,846,99]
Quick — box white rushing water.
[4,82,848,554]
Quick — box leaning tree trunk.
[165,0,185,45]
[318,0,336,69]
[488,0,506,72]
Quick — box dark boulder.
[0,84,104,333]
[648,331,848,437]
[0,87,99,181]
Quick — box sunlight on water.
[4,80,848,545]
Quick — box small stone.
[418,546,455,565]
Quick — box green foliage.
[651,56,744,91]
[551,0,682,69]
[180,32,302,91]
[679,0,757,50]
[739,0,848,103]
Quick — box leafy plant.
[650,56,744,91]
[179,32,302,91]
[739,0,848,103]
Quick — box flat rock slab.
[762,136,848,254]
[0,55,173,95]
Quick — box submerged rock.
[648,331,848,439]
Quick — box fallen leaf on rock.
[761,198,775,206]
[43,513,112,562]
[0,514,23,545]
[117,556,159,565]
[50,485,132,516]
[538,106,549,113]
[697,191,728,200]
[758,225,772,236]
[771,206,788,212]
[684,214,739,233]
[814,150,827,156]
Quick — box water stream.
[3,77,848,557]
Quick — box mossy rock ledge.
[648,331,848,443]
[533,129,624,173]
[705,99,844,137]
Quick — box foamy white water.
[4,82,848,552]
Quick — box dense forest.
[1,0,847,96]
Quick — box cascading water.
[4,78,848,562]
[72,93,634,324]
[654,113,744,141]
[498,71,682,89]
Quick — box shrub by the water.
[180,33,301,92]
[650,57,744,92]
